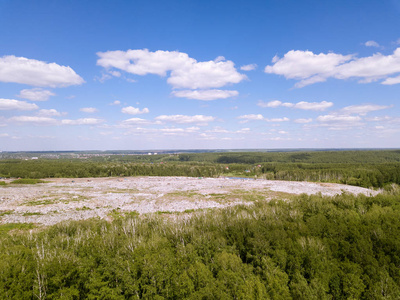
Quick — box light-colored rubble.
[0,176,379,226]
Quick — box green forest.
[1,150,400,188]
[1,190,400,299]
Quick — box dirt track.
[0,177,379,226]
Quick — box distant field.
[1,150,400,188]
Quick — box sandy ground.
[0,176,379,226]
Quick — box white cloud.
[265,50,353,87]
[155,114,215,125]
[265,117,290,122]
[364,40,380,47]
[80,107,99,113]
[237,114,289,123]
[61,118,104,125]
[97,49,246,89]
[172,89,238,100]
[258,100,333,111]
[294,101,333,111]
[159,127,200,135]
[198,133,217,140]
[240,64,257,71]
[168,59,245,90]
[236,128,251,134]
[237,114,264,121]
[0,133,9,137]
[366,116,392,122]
[8,116,58,125]
[294,118,313,123]
[0,98,38,111]
[17,88,55,101]
[37,109,64,117]
[121,106,149,115]
[109,70,121,77]
[206,127,230,133]
[100,131,113,136]
[257,100,286,108]
[110,100,121,105]
[0,55,84,87]
[268,137,291,141]
[121,118,152,125]
[316,115,364,129]
[317,115,362,123]
[265,48,400,87]
[340,104,390,115]
[382,75,400,85]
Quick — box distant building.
[31,157,38,160]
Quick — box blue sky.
[1,0,400,151]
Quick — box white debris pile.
[0,176,379,226]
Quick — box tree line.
[1,159,400,188]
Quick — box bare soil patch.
[0,176,379,226]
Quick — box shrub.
[10,178,46,184]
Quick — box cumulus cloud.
[340,104,390,115]
[61,118,104,125]
[80,107,99,113]
[265,117,290,122]
[257,100,288,108]
[155,114,215,125]
[294,118,313,124]
[172,89,238,100]
[237,114,264,121]
[17,88,55,101]
[121,106,149,115]
[0,55,84,87]
[382,75,400,85]
[206,127,230,133]
[265,48,400,87]
[0,98,38,111]
[236,128,251,134]
[97,49,245,89]
[97,49,246,94]
[240,64,257,71]
[109,100,121,105]
[237,114,289,123]
[364,40,380,47]
[258,100,333,111]
[8,116,58,125]
[37,109,65,117]
[317,115,362,123]
[159,127,200,135]
[315,114,363,130]
[121,118,152,125]
[265,50,353,87]
[365,116,392,122]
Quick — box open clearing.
[0,176,379,226]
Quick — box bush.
[10,178,46,184]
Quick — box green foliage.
[10,178,47,184]
[0,181,6,186]
[0,210,13,217]
[22,212,43,216]
[1,192,400,298]
[0,223,34,234]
